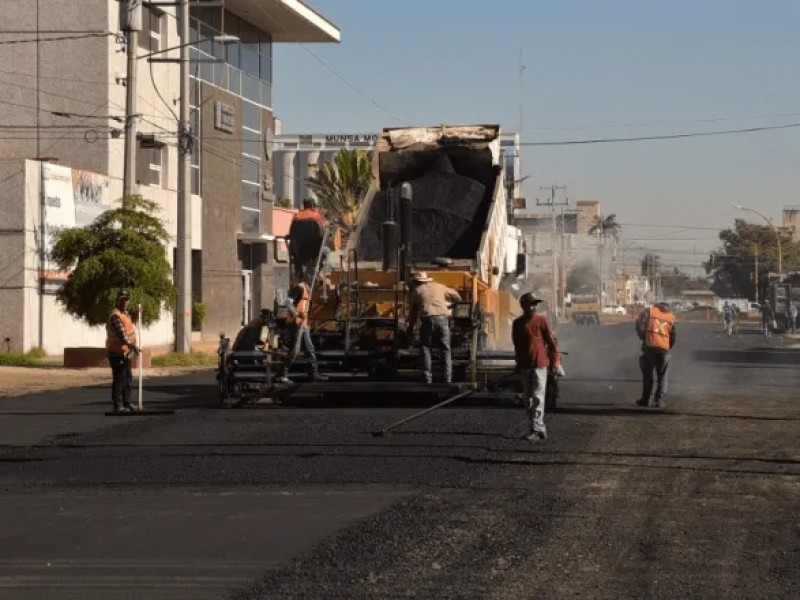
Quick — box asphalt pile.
[357,153,486,261]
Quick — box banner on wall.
[40,163,112,287]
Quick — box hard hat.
[302,198,317,208]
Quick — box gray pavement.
[0,321,798,599]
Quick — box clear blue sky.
[274,0,800,271]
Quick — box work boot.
[309,372,329,382]
[635,399,651,407]
[113,406,130,414]
[654,397,666,408]
[524,430,547,443]
[277,376,292,384]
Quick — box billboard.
[41,163,112,285]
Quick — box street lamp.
[733,205,782,277]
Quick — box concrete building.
[512,197,620,308]
[783,205,800,242]
[0,0,339,354]
[269,131,522,208]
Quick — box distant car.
[602,305,627,316]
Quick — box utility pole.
[121,0,141,197]
[518,47,525,153]
[754,243,759,304]
[537,185,568,321]
[175,0,192,352]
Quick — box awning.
[226,0,341,43]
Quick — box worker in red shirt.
[288,198,327,285]
[512,293,560,442]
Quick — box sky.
[272,0,800,274]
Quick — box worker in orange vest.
[280,279,327,383]
[288,198,327,285]
[635,302,676,408]
[105,290,140,413]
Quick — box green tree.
[660,267,711,297]
[306,148,374,233]
[588,213,621,243]
[706,219,800,300]
[50,195,175,327]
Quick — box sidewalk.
[0,365,213,398]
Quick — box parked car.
[602,304,627,316]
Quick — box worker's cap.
[302,198,317,207]
[519,293,543,308]
[116,290,130,300]
[258,308,272,319]
[411,271,433,283]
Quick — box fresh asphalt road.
[0,320,798,599]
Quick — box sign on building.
[41,163,111,285]
[214,101,236,134]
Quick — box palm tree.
[588,214,622,306]
[588,213,621,243]
[306,148,374,235]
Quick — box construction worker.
[635,301,676,408]
[280,279,327,383]
[407,272,462,385]
[232,308,272,351]
[722,301,735,337]
[761,299,775,340]
[512,293,559,442]
[105,290,140,413]
[288,198,326,285]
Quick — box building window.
[190,95,201,195]
[137,140,166,188]
[241,99,261,232]
[138,7,165,52]
[189,9,273,108]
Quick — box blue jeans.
[286,324,319,374]
[108,354,133,409]
[640,350,669,403]
[420,316,451,383]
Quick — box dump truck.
[568,294,601,325]
[217,125,526,403]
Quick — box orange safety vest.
[105,308,138,354]
[294,283,310,327]
[645,305,674,351]
[293,209,325,229]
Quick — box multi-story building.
[0,0,339,354]
[783,205,800,242]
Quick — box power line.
[529,111,800,132]
[0,32,114,45]
[249,1,409,126]
[523,123,800,146]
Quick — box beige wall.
[0,0,111,173]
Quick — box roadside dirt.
[0,366,213,397]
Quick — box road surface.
[0,321,798,599]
